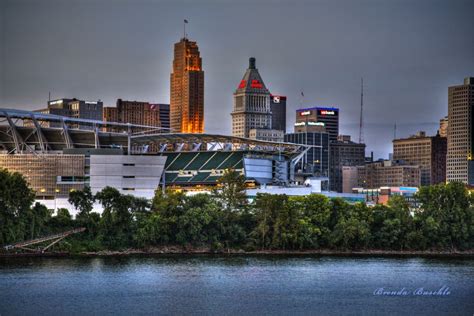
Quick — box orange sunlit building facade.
[170,37,204,133]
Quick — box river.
[0,255,473,315]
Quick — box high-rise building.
[295,107,339,142]
[439,116,448,137]
[393,131,447,186]
[170,37,204,133]
[151,104,170,130]
[447,77,474,184]
[103,99,167,132]
[285,131,330,178]
[329,135,366,192]
[270,95,286,132]
[231,57,272,138]
[31,98,103,129]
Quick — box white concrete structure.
[89,155,167,199]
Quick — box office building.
[285,131,330,178]
[31,98,103,129]
[351,160,421,189]
[329,135,366,192]
[447,77,474,184]
[231,57,272,138]
[393,131,447,186]
[342,166,359,193]
[351,186,418,206]
[295,107,339,142]
[439,116,448,137]
[103,99,166,132]
[170,37,204,133]
[249,128,284,142]
[151,103,170,130]
[270,95,286,132]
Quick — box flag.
[301,91,304,97]
[184,19,188,23]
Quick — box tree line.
[1,168,473,252]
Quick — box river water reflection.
[0,255,473,315]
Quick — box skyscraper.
[295,107,339,142]
[231,57,272,138]
[170,37,204,133]
[270,95,286,132]
[447,77,474,184]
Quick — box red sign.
[238,80,246,89]
[250,80,263,89]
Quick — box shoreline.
[1,248,474,258]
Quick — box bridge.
[3,228,86,253]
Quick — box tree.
[328,199,370,249]
[0,169,36,244]
[68,186,95,218]
[214,169,247,212]
[415,182,474,249]
[68,187,99,241]
[252,193,288,249]
[95,187,134,249]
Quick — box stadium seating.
[166,153,195,170]
[185,152,215,170]
[201,152,231,170]
[218,152,243,169]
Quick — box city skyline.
[1,0,474,158]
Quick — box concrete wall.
[90,155,167,199]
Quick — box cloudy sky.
[1,0,473,158]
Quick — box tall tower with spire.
[170,36,204,133]
[231,57,272,138]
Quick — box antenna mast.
[358,77,364,144]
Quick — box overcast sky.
[1,0,473,158]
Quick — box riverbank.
[2,247,474,258]
[80,248,474,258]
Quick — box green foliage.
[0,169,38,244]
[1,174,473,253]
[213,169,247,212]
[414,182,474,249]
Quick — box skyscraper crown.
[235,57,269,94]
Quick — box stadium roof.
[0,108,305,155]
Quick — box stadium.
[0,108,347,212]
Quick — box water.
[0,255,473,315]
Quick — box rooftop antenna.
[358,77,364,144]
[394,122,397,139]
[48,91,51,102]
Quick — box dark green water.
[0,256,473,315]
